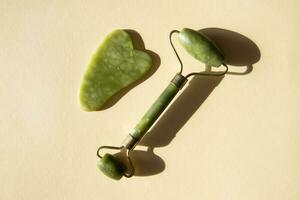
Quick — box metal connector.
[122,134,139,150]
[171,73,187,88]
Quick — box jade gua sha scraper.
[80,28,228,180]
[79,30,152,111]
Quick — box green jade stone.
[178,28,224,67]
[79,29,152,111]
[131,82,180,140]
[97,153,126,180]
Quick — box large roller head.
[178,28,224,67]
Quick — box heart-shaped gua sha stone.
[79,30,152,111]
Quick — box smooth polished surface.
[1,0,299,200]
[132,82,179,140]
[97,153,126,180]
[179,28,224,67]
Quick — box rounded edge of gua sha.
[79,29,152,111]
[178,28,224,67]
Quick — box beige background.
[1,0,300,199]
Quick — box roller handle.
[124,73,187,147]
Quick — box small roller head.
[97,153,127,180]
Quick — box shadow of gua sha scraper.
[79,29,160,111]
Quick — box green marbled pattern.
[178,28,224,67]
[97,153,126,180]
[79,29,152,111]
[131,83,179,140]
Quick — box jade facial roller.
[97,28,228,180]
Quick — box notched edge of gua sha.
[79,29,152,111]
[178,28,224,67]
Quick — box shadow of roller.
[102,28,261,178]
[200,28,261,74]
[131,28,261,176]
[114,147,165,176]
